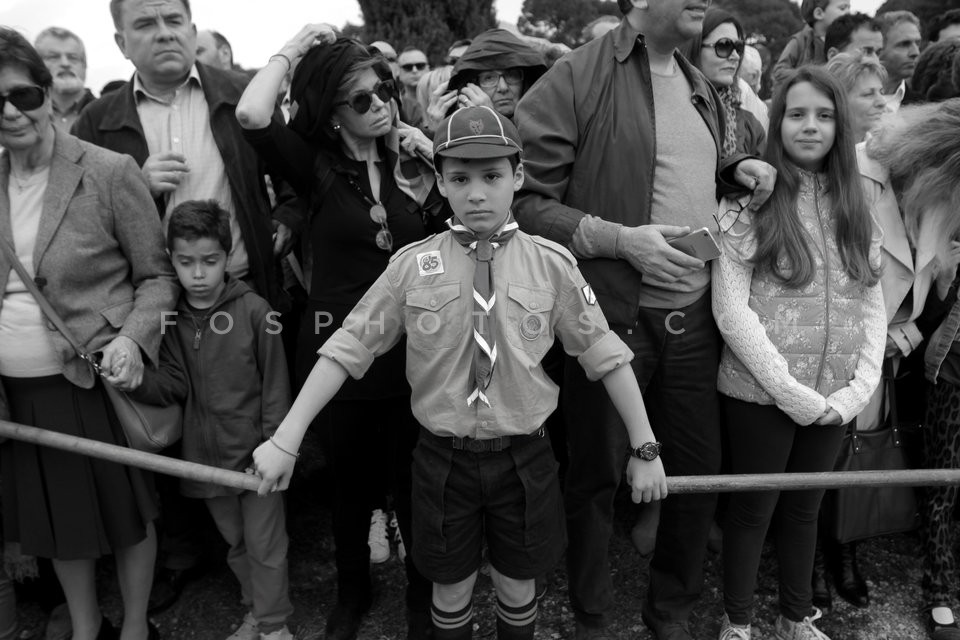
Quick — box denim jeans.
[563,292,722,627]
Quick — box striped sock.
[495,597,537,639]
[431,601,473,640]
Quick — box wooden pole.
[2,419,959,494]
[0,419,261,492]
[668,469,960,493]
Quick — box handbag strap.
[850,359,900,453]
[0,236,97,370]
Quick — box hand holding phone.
[667,227,721,261]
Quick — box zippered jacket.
[711,173,886,425]
[132,278,291,497]
[513,20,749,326]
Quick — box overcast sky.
[1,0,884,95]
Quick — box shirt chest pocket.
[405,282,464,350]
[504,283,555,356]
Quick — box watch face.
[638,442,660,461]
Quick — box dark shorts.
[411,427,566,584]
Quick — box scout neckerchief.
[447,213,519,407]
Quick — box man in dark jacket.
[73,0,296,614]
[514,1,775,638]
[73,0,294,310]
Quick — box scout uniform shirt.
[320,228,633,439]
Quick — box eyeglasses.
[476,69,523,89]
[713,193,754,237]
[0,86,45,113]
[400,62,428,72]
[334,79,396,115]
[702,38,745,59]
[369,203,393,252]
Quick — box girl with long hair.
[711,66,886,640]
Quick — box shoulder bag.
[0,237,181,452]
[827,361,920,543]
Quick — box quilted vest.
[718,171,869,404]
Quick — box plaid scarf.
[447,214,519,407]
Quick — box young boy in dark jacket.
[772,0,850,89]
[134,200,293,640]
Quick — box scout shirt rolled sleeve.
[550,264,634,379]
[577,331,633,381]
[318,274,405,380]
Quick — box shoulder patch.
[416,251,444,276]
[529,234,578,267]
[388,233,438,264]
[581,284,597,306]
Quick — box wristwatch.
[631,442,662,461]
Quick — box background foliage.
[353,0,497,62]
[876,0,960,28]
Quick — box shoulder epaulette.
[388,233,439,264]
[529,234,578,267]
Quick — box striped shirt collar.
[133,64,202,105]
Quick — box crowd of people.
[2,1,960,640]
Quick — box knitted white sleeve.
[712,245,829,426]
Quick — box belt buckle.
[467,438,487,453]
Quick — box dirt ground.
[12,445,932,639]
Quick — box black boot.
[834,541,869,608]
[812,537,832,609]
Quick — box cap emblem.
[469,119,484,135]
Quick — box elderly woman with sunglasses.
[0,28,176,640]
[236,24,448,640]
[686,9,766,159]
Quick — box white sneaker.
[259,626,293,640]
[226,612,259,640]
[774,608,831,640]
[368,509,390,564]
[719,613,752,640]
[389,511,407,562]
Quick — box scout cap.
[433,105,523,159]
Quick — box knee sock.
[431,600,473,640]
[495,597,537,640]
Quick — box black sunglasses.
[702,38,745,59]
[334,79,396,115]
[0,86,45,113]
[400,62,428,72]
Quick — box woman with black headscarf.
[236,24,446,639]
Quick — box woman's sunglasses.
[0,86,45,113]
[400,62,428,72]
[702,38,745,60]
[334,79,397,115]
[369,203,393,252]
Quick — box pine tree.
[358,0,497,64]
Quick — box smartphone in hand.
[667,227,721,261]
